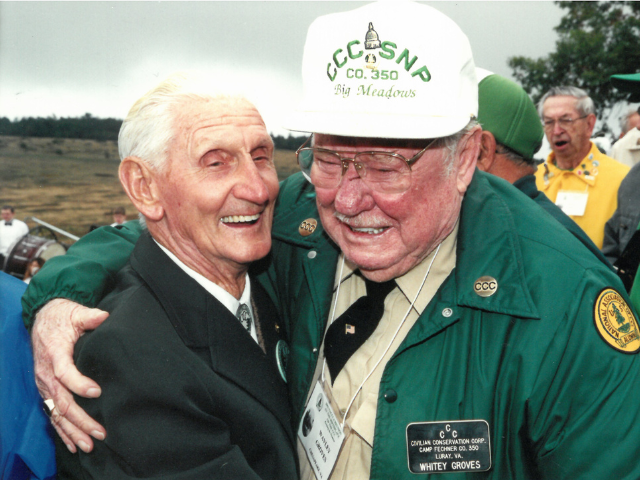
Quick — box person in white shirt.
[0,206,29,267]
[611,106,640,167]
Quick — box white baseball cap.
[284,1,478,139]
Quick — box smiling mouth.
[335,213,388,235]
[221,213,261,225]
[349,226,386,234]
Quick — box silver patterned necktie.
[236,303,253,333]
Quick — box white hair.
[537,86,595,118]
[118,72,250,171]
[437,119,479,175]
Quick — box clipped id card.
[298,381,346,480]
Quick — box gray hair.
[537,86,595,118]
[436,119,479,175]
[118,72,250,171]
[495,142,534,167]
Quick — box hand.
[31,298,109,453]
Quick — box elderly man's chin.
[221,221,273,260]
[229,237,273,266]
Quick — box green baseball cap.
[610,73,640,102]
[477,72,543,160]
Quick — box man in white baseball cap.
[22,3,640,479]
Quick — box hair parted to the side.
[537,86,595,118]
[118,72,250,171]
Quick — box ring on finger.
[43,398,59,418]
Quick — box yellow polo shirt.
[535,142,629,248]
[298,223,458,480]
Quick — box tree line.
[0,114,307,151]
[509,1,640,129]
[0,113,121,142]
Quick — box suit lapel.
[209,282,293,442]
[130,232,293,442]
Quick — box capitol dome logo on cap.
[284,1,478,139]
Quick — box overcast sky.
[0,1,564,136]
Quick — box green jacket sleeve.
[532,267,640,480]
[21,221,144,328]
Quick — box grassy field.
[0,135,300,242]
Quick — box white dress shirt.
[154,240,258,344]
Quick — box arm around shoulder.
[22,221,143,328]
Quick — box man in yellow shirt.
[535,86,629,248]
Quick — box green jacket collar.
[454,171,539,319]
[271,171,539,321]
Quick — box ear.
[476,131,497,173]
[586,113,597,135]
[118,157,164,221]
[455,126,481,194]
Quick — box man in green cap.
[475,70,610,267]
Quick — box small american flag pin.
[345,324,355,334]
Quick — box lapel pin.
[474,276,498,297]
[299,218,318,237]
[275,340,290,383]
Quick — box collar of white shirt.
[153,239,258,343]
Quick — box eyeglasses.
[542,115,588,131]
[295,135,438,194]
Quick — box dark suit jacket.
[56,231,298,480]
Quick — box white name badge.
[298,381,346,480]
[555,190,588,217]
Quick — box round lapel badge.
[593,288,640,354]
[276,340,290,383]
[298,218,317,237]
[474,276,498,297]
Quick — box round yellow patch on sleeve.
[593,288,640,354]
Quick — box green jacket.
[261,171,640,479]
[23,171,640,479]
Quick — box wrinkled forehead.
[172,96,271,149]
[314,134,431,151]
[174,96,265,127]
[543,95,580,116]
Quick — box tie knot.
[236,303,252,333]
[323,273,396,383]
[363,277,396,299]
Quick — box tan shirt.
[298,223,458,480]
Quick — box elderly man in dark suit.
[53,74,297,480]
